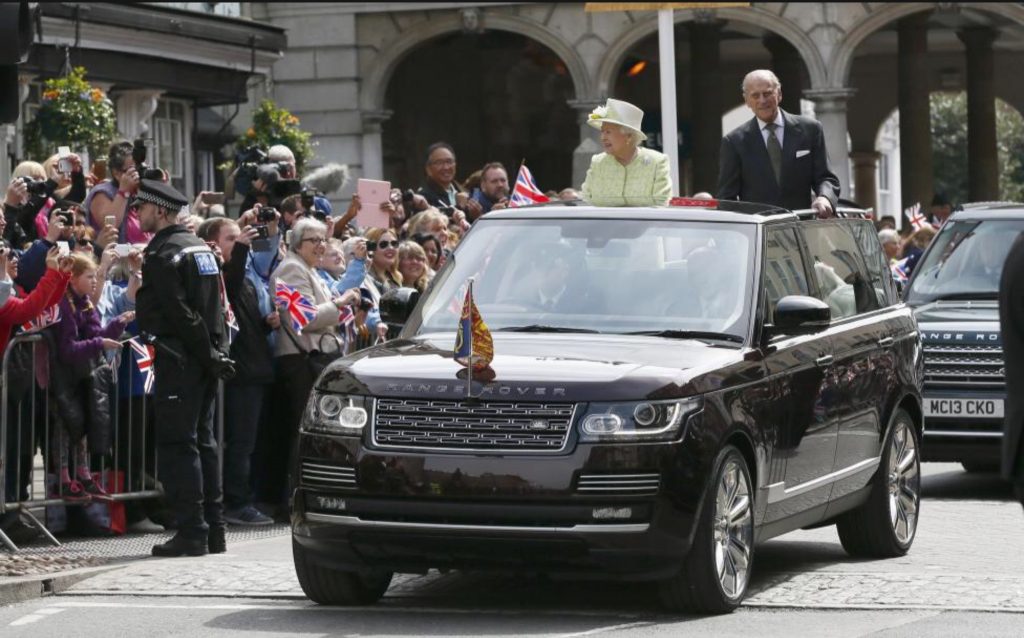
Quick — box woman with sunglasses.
[363,228,403,295]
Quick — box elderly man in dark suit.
[999,233,1024,509]
[718,70,840,217]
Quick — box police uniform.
[135,179,235,556]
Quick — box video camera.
[234,145,297,202]
[132,139,168,181]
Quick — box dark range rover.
[291,201,923,613]
[904,204,1024,471]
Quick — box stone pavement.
[57,464,1024,612]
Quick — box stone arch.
[596,6,829,100]
[830,2,1024,87]
[359,12,591,114]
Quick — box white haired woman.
[270,218,360,454]
[580,98,672,207]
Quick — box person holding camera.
[83,141,153,244]
[4,158,85,245]
[324,237,388,346]
[198,217,277,526]
[135,179,236,557]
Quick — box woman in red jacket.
[0,245,71,354]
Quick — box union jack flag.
[21,305,61,333]
[906,203,929,231]
[509,164,550,208]
[891,257,911,285]
[126,337,155,393]
[275,281,318,334]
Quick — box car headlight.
[305,391,372,436]
[578,397,702,443]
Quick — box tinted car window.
[763,227,809,315]
[407,219,757,341]
[850,220,897,307]
[905,219,1024,304]
[801,223,880,320]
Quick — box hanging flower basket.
[24,66,117,162]
[228,99,315,174]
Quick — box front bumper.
[290,430,708,580]
[921,391,1004,463]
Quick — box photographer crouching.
[135,179,236,557]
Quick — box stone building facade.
[245,2,1024,215]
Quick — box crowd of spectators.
[0,136,570,542]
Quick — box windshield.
[403,218,757,342]
[905,219,1024,304]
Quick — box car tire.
[836,409,920,558]
[659,445,754,614]
[292,538,393,605]
[961,461,999,474]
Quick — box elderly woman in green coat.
[581,98,672,207]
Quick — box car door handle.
[815,354,834,367]
[877,337,895,348]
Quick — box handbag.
[282,322,343,379]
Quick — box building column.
[688,20,724,194]
[803,88,855,202]
[114,89,163,140]
[897,12,933,210]
[850,151,880,212]
[360,109,392,182]
[763,34,804,117]
[568,98,605,190]
[958,26,999,201]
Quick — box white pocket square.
[796,150,810,158]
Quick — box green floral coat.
[581,147,672,207]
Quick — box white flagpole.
[658,8,680,196]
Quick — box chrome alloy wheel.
[887,421,920,544]
[712,458,753,599]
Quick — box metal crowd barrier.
[0,333,224,552]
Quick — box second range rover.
[291,201,924,613]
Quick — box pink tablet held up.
[356,178,392,229]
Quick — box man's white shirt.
[758,110,786,148]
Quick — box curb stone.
[0,564,125,607]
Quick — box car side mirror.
[765,295,831,339]
[379,287,421,327]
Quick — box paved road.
[0,463,1021,636]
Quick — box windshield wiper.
[623,330,744,344]
[497,325,602,334]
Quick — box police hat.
[136,179,189,213]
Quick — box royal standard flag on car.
[453,280,493,371]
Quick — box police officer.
[135,179,236,557]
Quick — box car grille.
[300,460,356,489]
[923,343,1004,391]
[372,398,575,453]
[576,473,661,496]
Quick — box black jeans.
[223,382,266,510]
[153,352,223,538]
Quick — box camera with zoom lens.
[132,139,166,181]
[401,189,415,205]
[19,176,49,196]
[233,146,269,198]
[256,206,278,223]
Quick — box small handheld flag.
[509,163,551,208]
[453,279,493,372]
[905,203,929,231]
[127,337,155,393]
[22,305,61,333]
[275,281,318,334]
